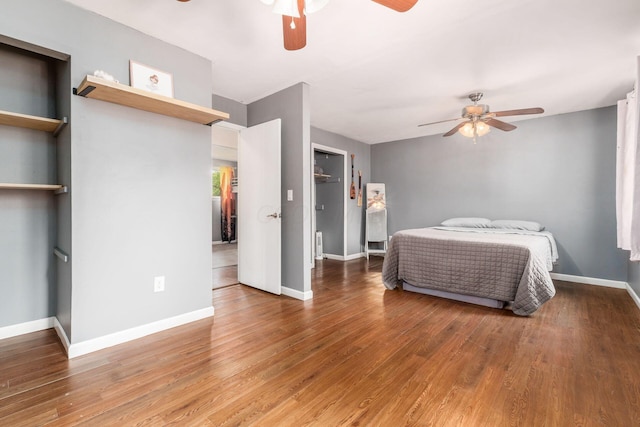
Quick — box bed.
[381,218,558,315]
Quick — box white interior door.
[238,119,282,295]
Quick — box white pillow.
[490,219,544,232]
[440,217,491,228]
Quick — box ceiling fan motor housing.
[462,104,489,119]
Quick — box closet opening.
[312,144,347,267]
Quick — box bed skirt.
[402,281,506,309]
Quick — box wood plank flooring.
[1,258,640,426]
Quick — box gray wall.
[2,0,214,343]
[248,83,311,293]
[0,45,59,328]
[314,151,344,256]
[372,107,628,281]
[311,127,370,255]
[629,261,640,296]
[212,94,247,128]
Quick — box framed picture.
[129,60,174,98]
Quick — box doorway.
[312,143,347,266]
[212,125,239,289]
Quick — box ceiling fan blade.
[282,0,306,50]
[371,0,418,12]
[485,118,517,132]
[492,107,544,117]
[443,122,467,137]
[418,117,462,127]
[418,117,464,127]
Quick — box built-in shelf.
[74,75,229,125]
[314,173,340,184]
[0,109,67,135]
[0,183,67,193]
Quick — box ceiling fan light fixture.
[459,121,490,139]
[475,121,490,136]
[272,0,301,17]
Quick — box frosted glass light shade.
[459,121,491,138]
[265,0,329,17]
[272,0,300,17]
[459,122,475,138]
[475,121,491,136]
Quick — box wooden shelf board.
[0,109,62,133]
[76,75,229,125]
[0,183,64,191]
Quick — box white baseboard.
[550,273,627,289]
[320,253,366,262]
[53,317,71,354]
[0,317,55,340]
[66,306,215,359]
[281,286,313,301]
[626,284,640,311]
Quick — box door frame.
[311,143,348,268]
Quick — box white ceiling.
[65,0,640,144]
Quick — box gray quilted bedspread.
[382,228,556,315]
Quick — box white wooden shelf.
[314,173,340,184]
[74,75,229,125]
[0,183,67,193]
[0,109,67,135]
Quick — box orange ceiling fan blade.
[371,0,419,12]
[443,122,467,137]
[485,118,517,132]
[493,107,544,117]
[282,0,306,50]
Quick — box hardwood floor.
[2,258,640,426]
[212,243,238,289]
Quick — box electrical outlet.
[154,276,165,293]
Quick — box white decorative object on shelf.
[93,69,118,83]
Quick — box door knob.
[266,212,280,218]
